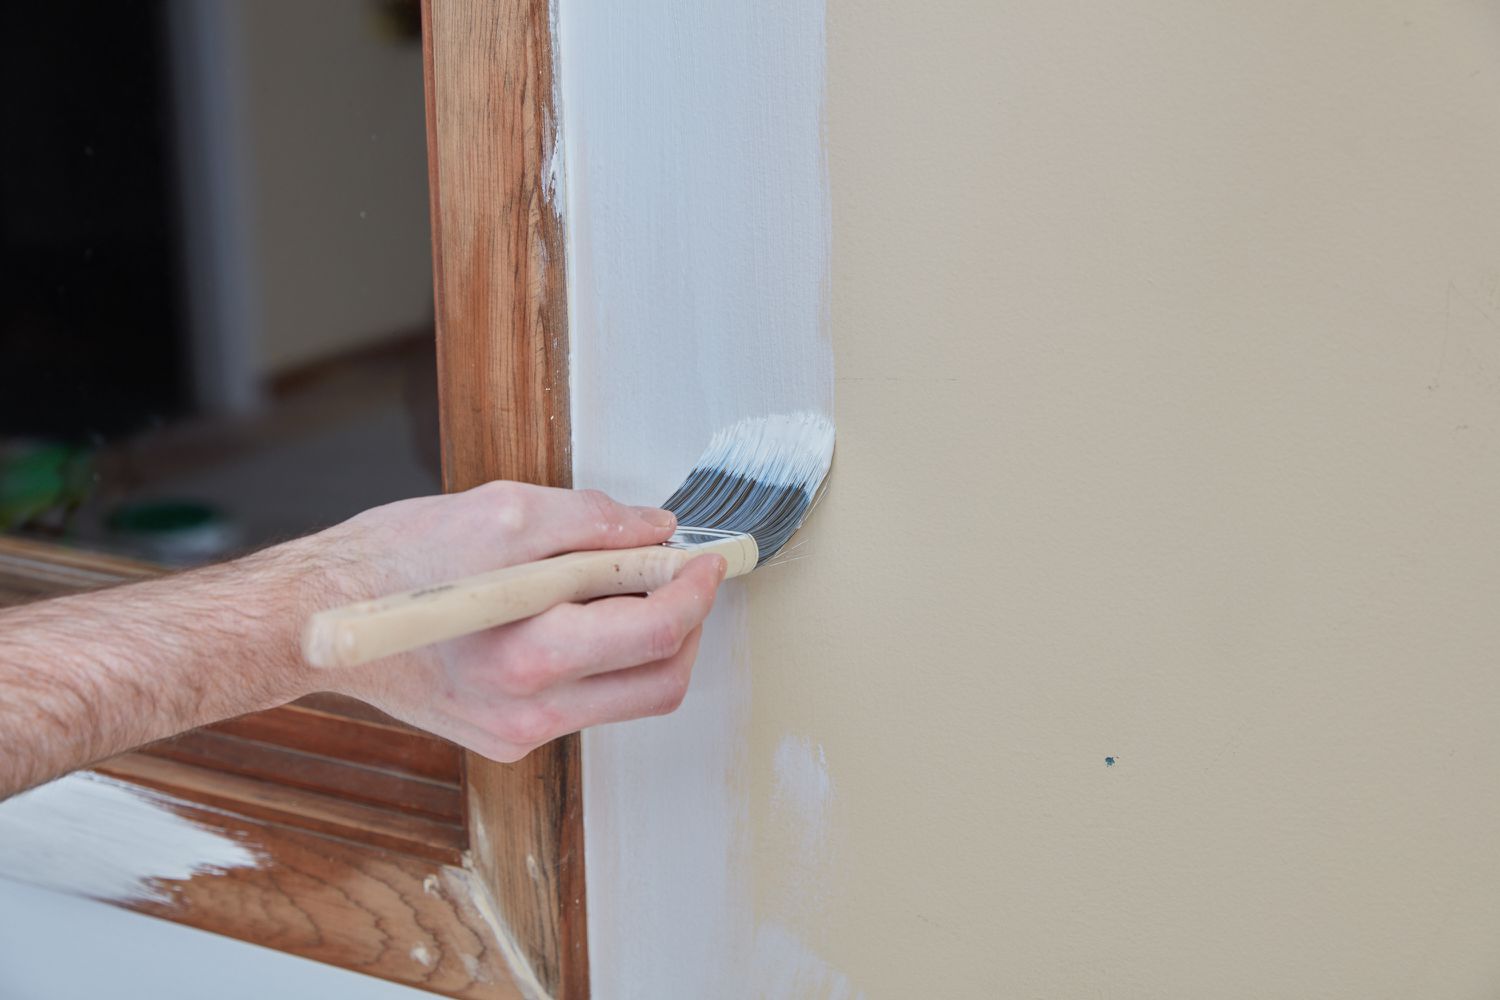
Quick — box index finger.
[488,553,728,686]
[481,483,679,562]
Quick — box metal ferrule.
[665,528,759,578]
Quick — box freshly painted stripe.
[0,772,261,904]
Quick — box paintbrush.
[301,412,834,669]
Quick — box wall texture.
[812,2,1500,996]
[573,1,1500,997]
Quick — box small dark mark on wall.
[1104,756,1117,767]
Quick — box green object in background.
[0,443,95,532]
[106,499,219,535]
[106,499,240,565]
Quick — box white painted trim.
[0,772,261,904]
[555,0,840,994]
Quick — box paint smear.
[749,921,859,1000]
[0,772,261,903]
[771,735,834,866]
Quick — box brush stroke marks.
[0,772,261,903]
[556,0,837,995]
[750,921,858,1000]
[771,735,834,874]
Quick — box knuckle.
[644,614,686,662]
[472,736,528,764]
[498,645,558,697]
[546,601,586,633]
[476,481,528,533]
[577,489,620,531]
[666,671,693,710]
[658,670,691,714]
[492,703,559,749]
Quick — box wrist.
[269,526,426,706]
[238,532,370,706]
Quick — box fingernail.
[714,555,729,581]
[636,506,676,529]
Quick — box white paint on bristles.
[687,412,835,491]
[554,0,845,994]
[0,772,261,904]
[665,411,835,564]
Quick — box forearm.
[0,483,723,800]
[0,538,339,798]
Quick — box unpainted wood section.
[103,789,521,999]
[96,754,466,865]
[422,0,585,995]
[300,690,421,726]
[212,703,463,783]
[0,535,155,601]
[144,729,463,822]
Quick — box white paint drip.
[410,944,434,968]
[439,867,544,999]
[542,0,566,211]
[0,772,261,904]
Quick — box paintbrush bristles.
[660,412,835,564]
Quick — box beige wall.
[745,2,1500,996]
[237,0,432,375]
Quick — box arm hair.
[0,539,346,799]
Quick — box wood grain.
[298,690,424,727]
[422,0,586,995]
[90,783,520,999]
[212,702,463,783]
[144,729,463,822]
[95,754,466,865]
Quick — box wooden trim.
[210,702,464,784]
[2,0,586,989]
[0,535,157,598]
[95,754,467,866]
[5,774,521,999]
[144,728,463,823]
[422,0,586,996]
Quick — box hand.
[300,482,727,762]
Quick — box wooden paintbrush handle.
[302,534,756,669]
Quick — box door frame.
[0,2,583,996]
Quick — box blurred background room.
[1,0,439,565]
